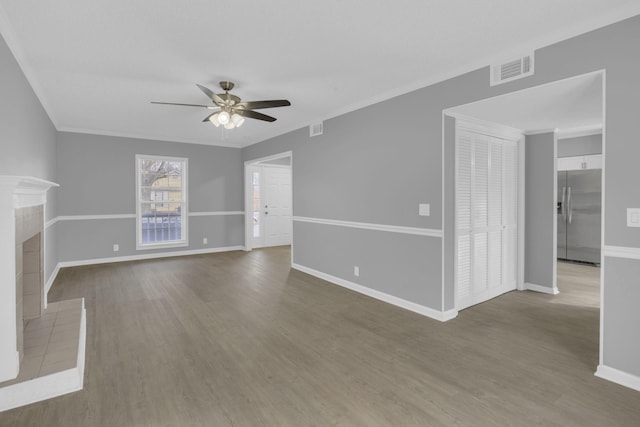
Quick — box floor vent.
[310,122,323,137]
[490,53,534,86]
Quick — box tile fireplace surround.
[0,176,86,412]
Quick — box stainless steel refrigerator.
[557,169,601,264]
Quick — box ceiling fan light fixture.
[208,113,221,127]
[231,113,245,127]
[218,110,230,125]
[152,81,290,130]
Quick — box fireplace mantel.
[0,176,58,382]
[0,176,58,208]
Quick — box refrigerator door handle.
[568,186,573,224]
[561,186,567,221]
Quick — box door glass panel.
[252,171,261,238]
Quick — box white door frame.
[244,151,293,252]
[450,116,525,311]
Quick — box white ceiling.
[447,72,603,134]
[0,1,637,148]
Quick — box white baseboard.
[595,364,640,392]
[57,245,245,269]
[0,300,86,412]
[45,263,61,296]
[524,282,559,295]
[291,263,457,322]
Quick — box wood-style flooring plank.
[1,250,638,426]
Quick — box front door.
[251,165,292,248]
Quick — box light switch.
[419,203,430,217]
[627,208,640,227]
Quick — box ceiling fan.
[152,81,291,129]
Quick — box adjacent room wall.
[524,132,557,292]
[243,15,640,383]
[55,132,244,263]
[0,32,58,284]
[557,133,602,157]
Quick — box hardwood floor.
[1,247,638,426]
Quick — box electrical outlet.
[203,237,208,245]
[354,266,360,277]
[113,244,119,252]
[419,203,430,216]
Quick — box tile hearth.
[0,298,85,412]
[0,299,83,387]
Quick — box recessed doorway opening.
[444,69,605,370]
[244,151,293,252]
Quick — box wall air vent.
[309,122,323,137]
[490,53,534,86]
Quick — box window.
[136,155,188,250]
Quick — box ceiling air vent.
[310,122,323,137]
[490,53,534,86]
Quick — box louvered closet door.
[456,128,518,310]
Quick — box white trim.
[292,216,443,237]
[244,151,294,166]
[44,263,61,296]
[523,128,558,136]
[252,163,291,169]
[517,135,526,291]
[447,114,523,140]
[595,365,640,392]
[56,245,245,268]
[0,300,86,412]
[57,214,136,221]
[51,212,243,222]
[188,211,244,217]
[441,113,446,313]
[557,124,603,139]
[45,217,59,228]
[599,72,607,367]
[57,126,240,148]
[603,245,640,260]
[552,131,558,292]
[523,282,560,295]
[292,263,457,322]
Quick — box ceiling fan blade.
[196,84,225,105]
[235,100,291,110]
[234,109,277,122]
[151,101,212,108]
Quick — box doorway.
[244,152,293,250]
[446,70,604,309]
[445,70,605,370]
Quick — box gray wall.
[244,15,640,378]
[524,132,556,290]
[603,257,640,377]
[259,157,291,166]
[0,32,58,283]
[56,132,243,262]
[558,133,602,157]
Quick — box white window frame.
[136,154,189,250]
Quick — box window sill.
[136,241,189,251]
